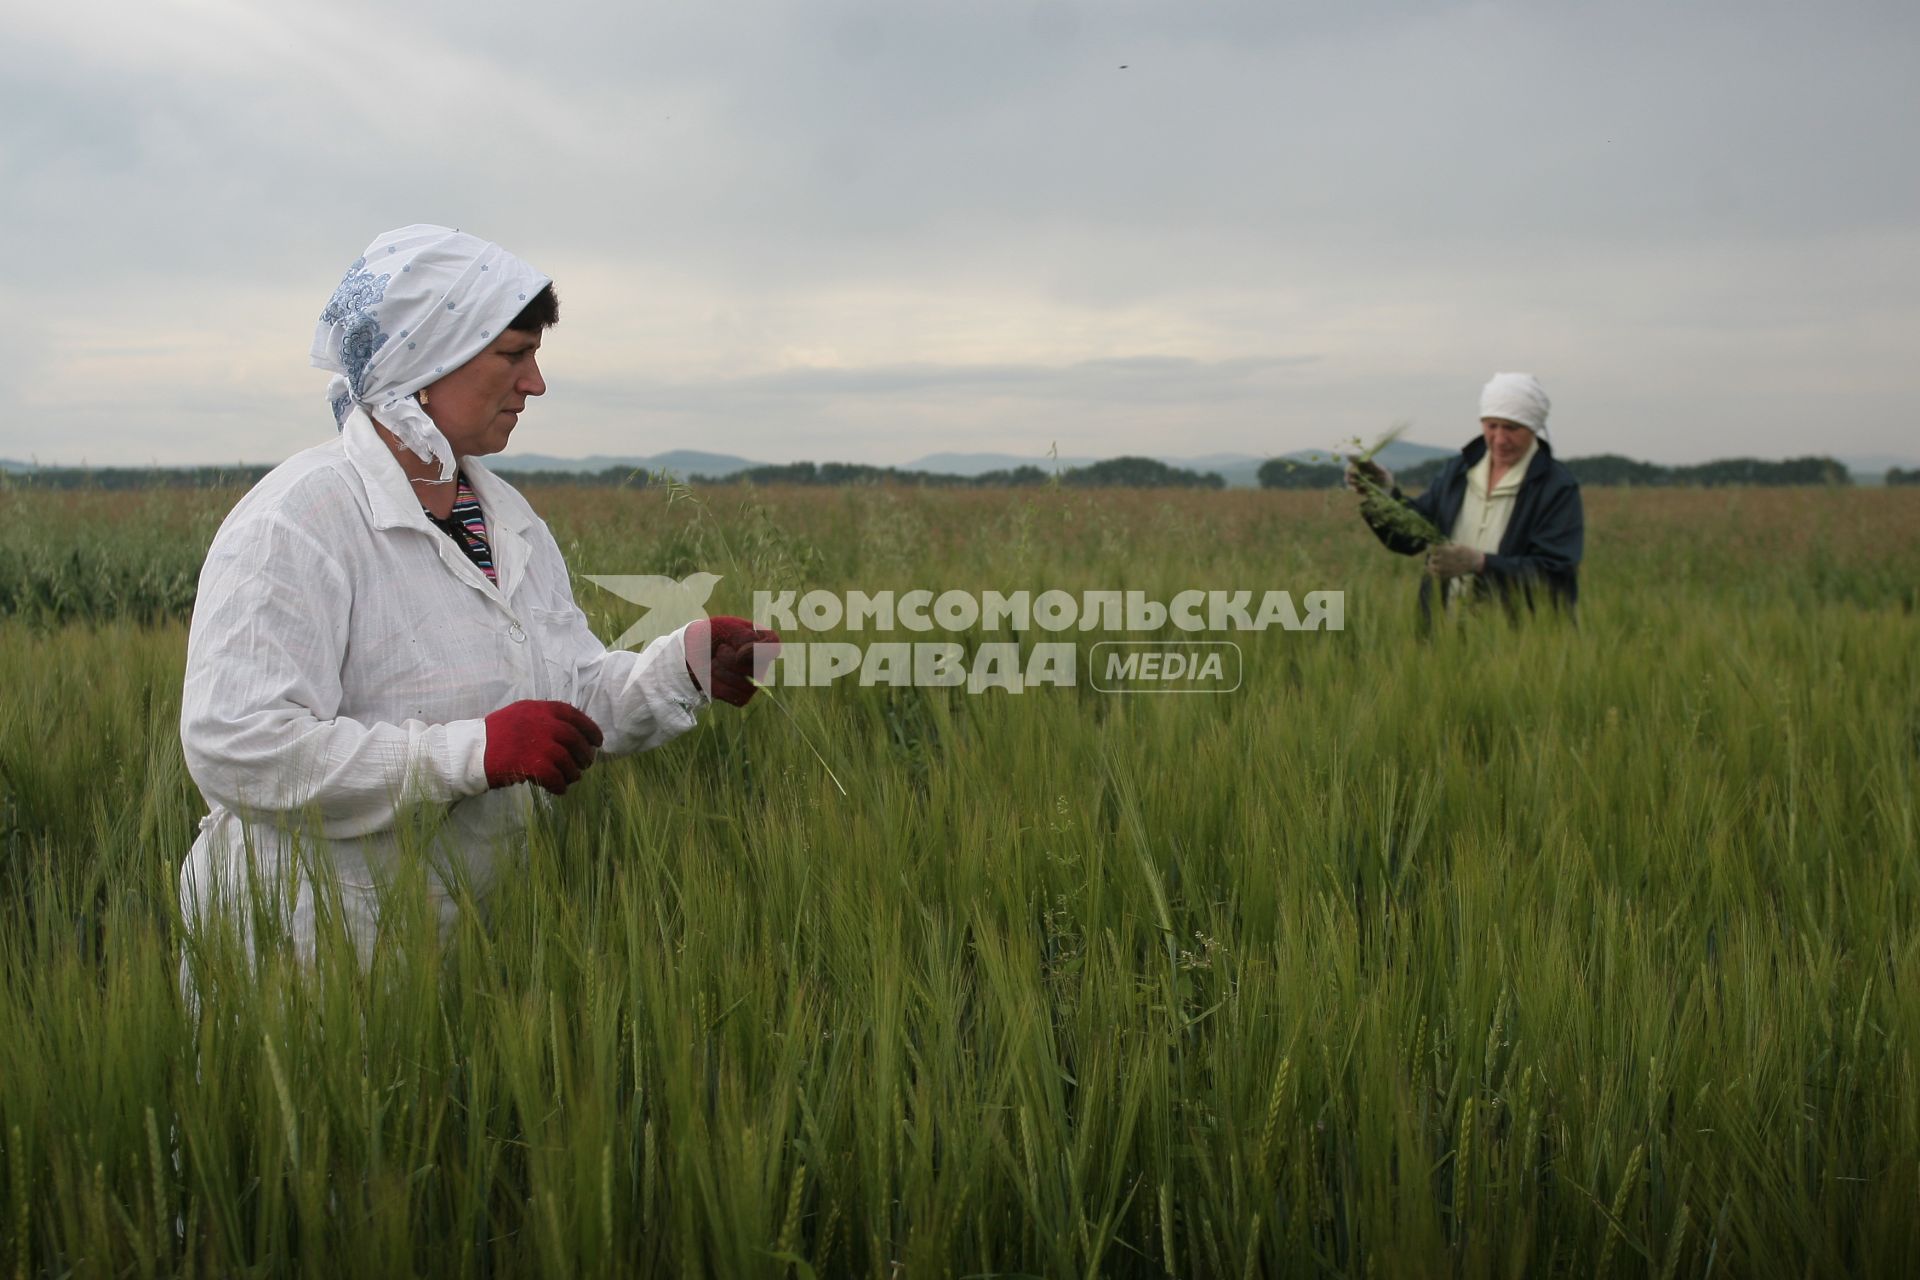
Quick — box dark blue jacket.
[1364,437,1584,616]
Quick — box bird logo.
[581,572,722,651]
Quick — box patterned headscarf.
[311,225,551,481]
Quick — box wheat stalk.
[747,677,848,797]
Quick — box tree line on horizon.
[685,456,1228,489]
[0,452,1893,492]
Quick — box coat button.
[509,623,526,643]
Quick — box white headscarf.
[311,224,551,481]
[1479,372,1551,441]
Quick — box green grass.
[2,482,1918,1276]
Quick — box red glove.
[482,700,604,795]
[685,616,782,706]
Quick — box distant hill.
[1181,453,1273,488]
[1210,462,1266,488]
[1842,454,1919,484]
[493,449,764,477]
[0,458,31,473]
[906,449,1323,489]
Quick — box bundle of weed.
[1342,423,1447,549]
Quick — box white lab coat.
[178,408,706,964]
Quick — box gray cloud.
[2,0,1916,467]
[719,354,1313,399]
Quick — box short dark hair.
[506,284,560,333]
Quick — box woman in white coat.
[178,224,777,970]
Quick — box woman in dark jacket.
[1347,373,1583,618]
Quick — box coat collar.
[343,408,434,533]
[1457,434,1554,483]
[343,409,533,536]
[341,409,536,603]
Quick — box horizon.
[3,438,1909,474]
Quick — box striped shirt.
[424,472,497,584]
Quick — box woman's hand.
[686,616,783,706]
[1425,544,1486,578]
[483,700,603,794]
[1345,459,1392,493]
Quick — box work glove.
[1425,543,1486,579]
[482,700,604,795]
[685,616,782,707]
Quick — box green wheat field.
[2,480,1917,1278]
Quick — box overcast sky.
[3,0,1915,467]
